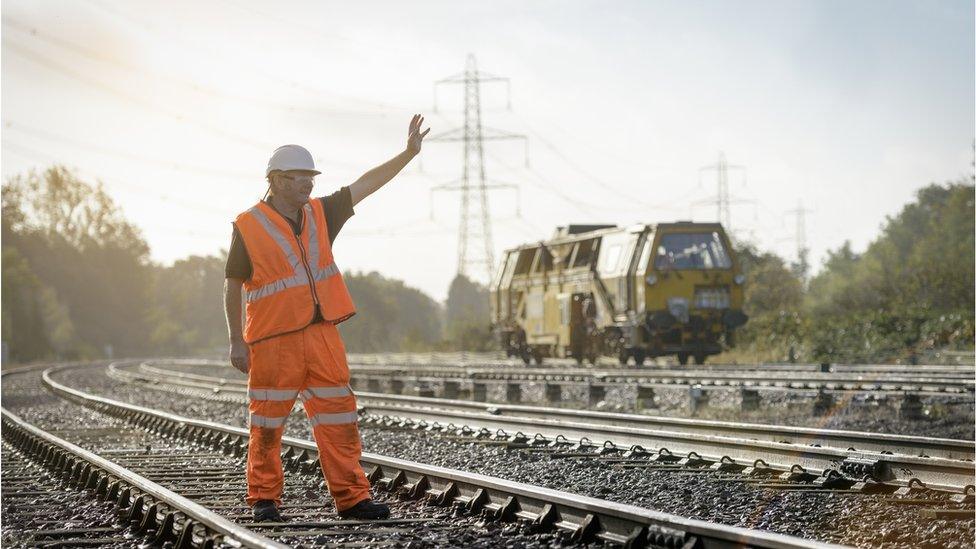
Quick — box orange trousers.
[245,321,371,511]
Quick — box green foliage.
[151,254,228,355]
[3,167,153,360]
[443,275,494,351]
[803,181,974,362]
[3,166,968,364]
[728,240,806,360]
[2,247,54,360]
[730,180,975,364]
[339,271,442,352]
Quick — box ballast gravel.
[50,363,976,549]
[159,360,975,440]
[2,368,614,548]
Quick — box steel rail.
[345,352,975,372]
[137,360,975,397]
[353,362,976,378]
[0,407,287,549]
[355,394,975,461]
[137,358,976,383]
[115,361,976,491]
[348,366,975,391]
[46,362,845,549]
[118,362,975,461]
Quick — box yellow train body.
[489,222,747,365]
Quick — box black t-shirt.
[225,187,354,280]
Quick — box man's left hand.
[407,114,430,155]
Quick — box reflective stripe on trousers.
[249,413,288,428]
[300,385,352,401]
[309,411,359,426]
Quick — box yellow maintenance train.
[489,222,748,365]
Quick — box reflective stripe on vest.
[243,205,342,304]
[309,411,359,426]
[250,413,289,428]
[299,385,352,401]
[248,388,300,401]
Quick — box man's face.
[271,170,316,208]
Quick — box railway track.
[346,351,976,374]
[108,361,976,492]
[2,363,850,549]
[152,358,976,396]
[347,366,975,396]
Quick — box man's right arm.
[224,277,249,374]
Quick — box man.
[224,115,429,522]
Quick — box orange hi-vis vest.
[234,199,355,343]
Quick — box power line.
[1,139,237,217]
[80,0,409,116]
[3,120,254,183]
[2,18,400,121]
[516,119,673,210]
[3,39,274,153]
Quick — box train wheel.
[677,353,689,365]
[531,348,545,365]
[633,351,647,366]
[693,353,707,365]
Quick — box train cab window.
[513,248,536,275]
[571,238,597,268]
[598,244,622,274]
[598,232,634,276]
[654,232,732,270]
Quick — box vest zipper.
[293,217,323,319]
[295,237,321,308]
[276,205,322,321]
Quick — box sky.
[2,0,973,301]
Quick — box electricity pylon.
[429,54,527,281]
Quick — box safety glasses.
[281,173,316,185]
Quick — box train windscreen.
[654,232,732,270]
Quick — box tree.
[339,272,442,352]
[730,240,806,360]
[443,274,493,351]
[152,254,228,354]
[804,181,975,361]
[2,166,154,358]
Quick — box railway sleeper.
[0,419,234,549]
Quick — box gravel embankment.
[2,369,609,548]
[49,364,976,549]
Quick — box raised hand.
[407,114,430,155]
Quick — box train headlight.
[645,274,658,285]
[734,274,746,285]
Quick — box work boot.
[252,500,282,522]
[338,499,390,520]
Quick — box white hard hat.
[266,144,321,177]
